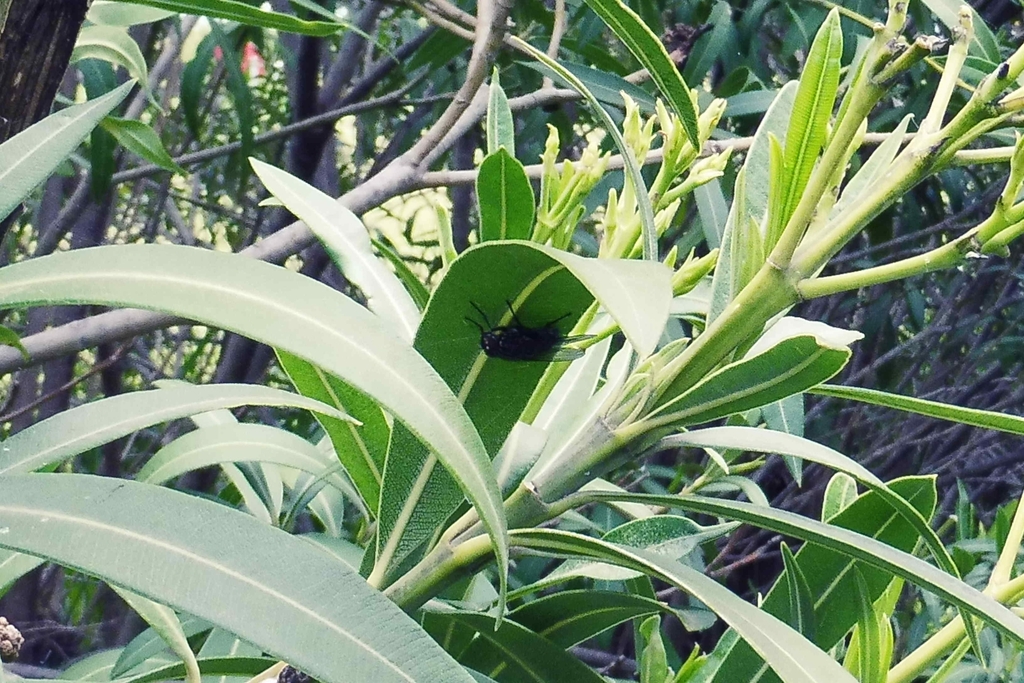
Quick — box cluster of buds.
[0,616,22,662]
[534,126,609,249]
[598,94,730,259]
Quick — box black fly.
[465,301,587,362]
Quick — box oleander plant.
[2,0,1024,682]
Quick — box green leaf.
[510,37,659,261]
[0,245,508,591]
[512,529,860,683]
[842,569,889,683]
[109,586,201,683]
[773,9,842,240]
[87,1,177,25]
[0,325,29,361]
[810,383,1024,436]
[510,590,675,648]
[136,423,350,495]
[476,149,536,242]
[486,70,515,155]
[0,475,476,682]
[708,82,797,322]
[372,243,670,583]
[0,549,43,595]
[639,615,670,683]
[830,115,912,220]
[821,472,858,521]
[431,611,607,682]
[117,0,347,36]
[71,25,150,88]
[578,0,700,148]
[0,81,133,221]
[113,615,212,677]
[780,543,815,640]
[277,351,389,516]
[0,383,350,476]
[372,237,430,310]
[655,334,855,425]
[251,160,420,342]
[100,117,185,174]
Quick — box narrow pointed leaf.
[486,72,515,155]
[0,245,507,594]
[779,9,842,225]
[810,383,1024,436]
[0,474,475,683]
[512,529,859,683]
[118,0,347,35]
[136,423,349,494]
[0,81,133,221]
[252,160,419,342]
[109,586,200,683]
[278,351,389,515]
[578,0,700,148]
[0,384,350,476]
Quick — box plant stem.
[652,263,798,409]
[384,534,495,611]
[887,572,1024,683]
[796,234,975,299]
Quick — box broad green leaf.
[251,160,420,342]
[0,81,133,221]
[578,0,700,148]
[374,242,669,583]
[810,383,1024,436]
[278,351,389,516]
[821,473,858,521]
[510,37,659,261]
[0,383,350,476]
[771,9,842,242]
[71,25,150,88]
[87,1,177,25]
[100,117,185,174]
[118,0,348,35]
[109,586,200,683]
[0,244,508,592]
[113,615,212,677]
[477,149,535,242]
[486,71,515,155]
[512,529,859,683]
[654,335,854,424]
[0,474,475,683]
[136,423,350,495]
[429,611,606,683]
